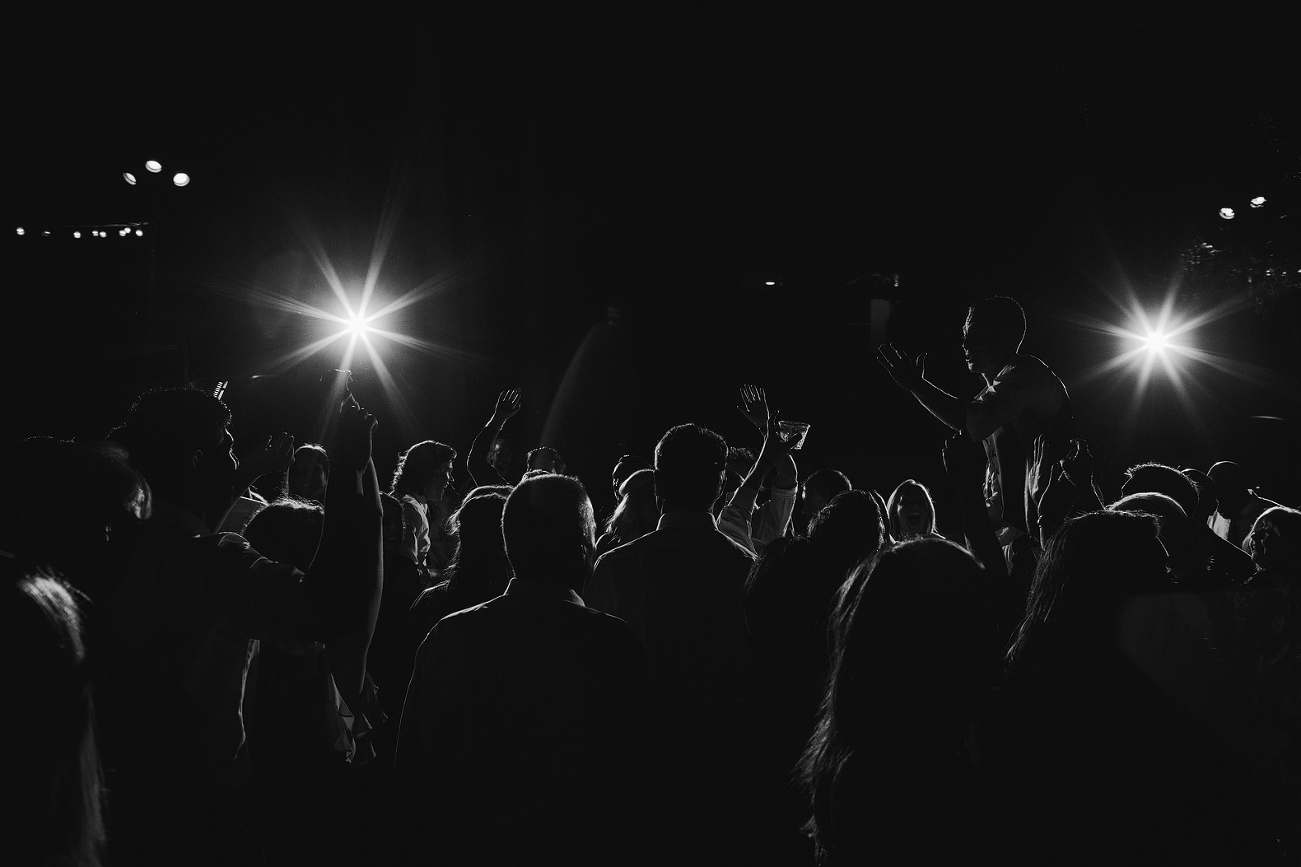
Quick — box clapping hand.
[876,344,926,392]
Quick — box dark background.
[6,4,1300,522]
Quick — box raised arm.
[719,386,794,553]
[307,400,384,646]
[876,344,968,433]
[465,389,521,488]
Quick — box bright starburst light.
[239,169,489,436]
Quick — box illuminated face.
[423,459,455,503]
[962,316,1001,374]
[894,489,933,538]
[1245,519,1280,568]
[289,455,328,501]
[196,425,239,511]
[489,438,512,473]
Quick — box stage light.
[1143,330,1170,353]
[1251,196,1266,208]
[73,231,82,238]
[146,160,162,173]
[173,172,190,187]
[765,281,776,286]
[135,229,143,236]
[124,172,137,185]
[15,227,23,236]
[1219,207,1235,219]
[344,315,370,337]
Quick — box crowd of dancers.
[3,296,1299,865]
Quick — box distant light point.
[173,172,190,187]
[1219,207,1235,219]
[145,160,162,173]
[124,172,137,185]
[1251,196,1266,208]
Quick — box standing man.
[878,296,1072,540]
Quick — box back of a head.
[111,387,231,493]
[653,423,727,512]
[829,538,997,749]
[445,492,511,597]
[1009,510,1167,663]
[1121,463,1198,518]
[1181,468,1217,521]
[1112,492,1201,576]
[1,568,104,866]
[243,497,324,572]
[967,295,1027,350]
[1208,461,1249,504]
[808,489,885,577]
[604,469,657,541]
[526,447,566,475]
[502,474,595,587]
[807,468,852,498]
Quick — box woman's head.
[885,479,937,540]
[390,440,457,502]
[1244,506,1301,571]
[604,469,658,545]
[1007,510,1169,664]
[2,568,105,866]
[445,491,511,598]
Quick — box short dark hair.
[805,469,852,504]
[501,474,594,584]
[243,497,324,572]
[966,296,1026,351]
[390,440,457,495]
[1120,462,1198,518]
[111,387,232,491]
[525,447,565,474]
[653,424,727,511]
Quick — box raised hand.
[238,431,295,481]
[875,343,926,392]
[330,400,378,473]
[738,384,769,432]
[493,389,522,421]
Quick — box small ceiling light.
[145,160,162,173]
[1251,196,1266,208]
[42,231,50,236]
[15,227,24,236]
[135,229,144,236]
[173,172,190,187]
[765,281,776,286]
[73,231,82,238]
[124,172,137,185]
[1219,207,1235,219]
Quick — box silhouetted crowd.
[4,296,1301,865]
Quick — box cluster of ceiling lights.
[1219,197,1267,220]
[124,159,190,187]
[14,226,145,238]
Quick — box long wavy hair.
[602,469,658,549]
[2,567,106,866]
[798,538,998,864]
[441,492,512,603]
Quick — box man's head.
[390,440,457,503]
[802,468,852,523]
[525,447,565,475]
[1207,461,1251,517]
[288,443,329,502]
[1120,462,1198,519]
[963,296,1026,375]
[111,387,237,514]
[502,473,596,590]
[611,454,645,501]
[653,424,728,513]
[488,436,513,475]
[1181,468,1218,522]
